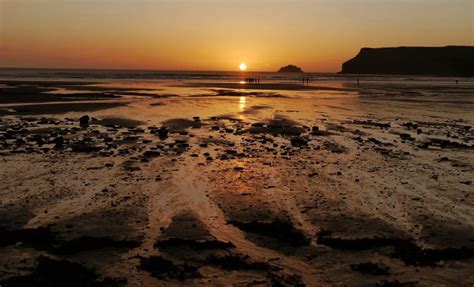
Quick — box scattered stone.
[79,115,90,128]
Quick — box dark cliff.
[340,46,474,76]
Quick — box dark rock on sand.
[70,141,103,153]
[53,136,64,149]
[399,133,415,141]
[79,115,90,128]
[161,118,201,133]
[246,116,305,136]
[323,141,347,153]
[158,127,169,139]
[290,137,309,147]
[422,138,473,149]
[143,150,161,158]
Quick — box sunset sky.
[1,0,473,72]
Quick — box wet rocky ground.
[0,80,473,286]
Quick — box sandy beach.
[0,76,473,286]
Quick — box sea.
[0,68,471,85]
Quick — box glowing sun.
[239,63,247,71]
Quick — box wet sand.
[0,79,473,286]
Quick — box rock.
[290,137,308,147]
[400,133,415,141]
[278,65,304,73]
[16,138,26,146]
[350,262,390,276]
[143,150,161,158]
[79,115,90,128]
[70,141,102,153]
[53,136,64,149]
[158,127,169,139]
[251,122,264,127]
[35,136,45,146]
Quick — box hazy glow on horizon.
[0,0,473,72]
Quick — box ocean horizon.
[0,67,471,83]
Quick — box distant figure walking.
[357,77,360,86]
[456,80,459,84]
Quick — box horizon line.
[0,66,338,74]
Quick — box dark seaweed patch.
[139,256,201,280]
[350,262,390,276]
[2,256,125,287]
[155,237,234,250]
[316,229,474,266]
[229,219,310,246]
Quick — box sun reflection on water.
[239,96,246,111]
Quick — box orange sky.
[0,0,473,72]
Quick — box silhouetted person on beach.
[357,77,360,86]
